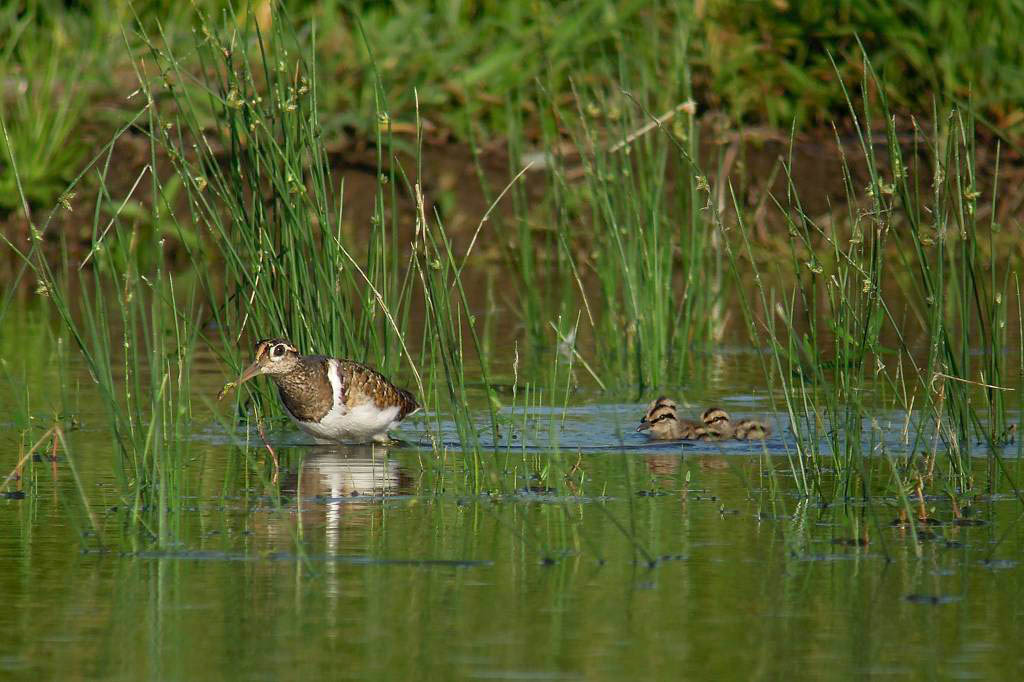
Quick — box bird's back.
[338,359,420,420]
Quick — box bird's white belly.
[290,402,401,443]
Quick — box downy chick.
[702,406,772,441]
[733,418,772,440]
[637,397,703,440]
[698,407,735,441]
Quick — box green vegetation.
[696,1,1024,133]
[721,61,1022,519]
[2,3,1023,554]
[4,1,1024,213]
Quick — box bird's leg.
[256,418,280,484]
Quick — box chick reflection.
[277,445,414,553]
[645,454,729,477]
[646,455,681,476]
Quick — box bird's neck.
[271,357,334,421]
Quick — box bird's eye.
[272,344,286,359]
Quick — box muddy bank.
[4,117,1024,278]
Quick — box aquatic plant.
[716,50,1022,508]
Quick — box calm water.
[2,313,1024,680]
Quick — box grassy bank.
[3,1,1024,214]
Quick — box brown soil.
[4,115,1024,280]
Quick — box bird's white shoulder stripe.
[326,358,347,414]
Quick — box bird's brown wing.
[339,360,420,419]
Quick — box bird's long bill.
[636,421,652,432]
[235,361,263,386]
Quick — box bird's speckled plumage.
[335,359,419,418]
[236,338,420,443]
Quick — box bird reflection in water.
[646,455,681,476]
[645,454,730,481]
[279,444,412,499]
[276,445,414,554]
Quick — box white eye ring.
[272,344,286,359]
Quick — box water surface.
[2,317,1023,680]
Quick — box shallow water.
[3,318,1024,680]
